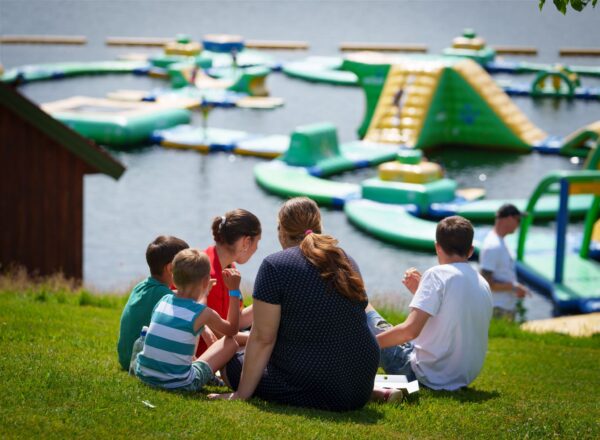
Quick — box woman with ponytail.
[210,197,379,411]
[195,209,261,356]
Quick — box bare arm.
[194,296,240,336]
[376,308,431,348]
[201,267,242,335]
[200,325,218,347]
[204,305,253,342]
[195,269,241,336]
[209,299,280,401]
[235,300,280,399]
[480,270,527,298]
[239,305,253,329]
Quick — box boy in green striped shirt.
[135,248,241,391]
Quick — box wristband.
[229,289,242,298]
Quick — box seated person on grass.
[369,216,493,398]
[196,209,262,356]
[135,248,240,392]
[117,235,189,371]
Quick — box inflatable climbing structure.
[342,52,547,151]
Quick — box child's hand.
[209,278,217,291]
[402,267,421,295]
[200,326,218,347]
[222,268,241,290]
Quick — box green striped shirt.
[136,295,206,389]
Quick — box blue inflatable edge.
[202,40,245,53]
[516,262,600,314]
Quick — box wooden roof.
[0,82,126,179]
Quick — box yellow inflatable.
[378,160,443,184]
[165,35,201,56]
[593,219,600,243]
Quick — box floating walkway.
[42,97,190,148]
[430,194,594,222]
[485,60,600,78]
[0,34,87,45]
[502,82,600,101]
[344,200,434,250]
[108,86,283,110]
[339,42,428,53]
[1,60,150,84]
[254,123,399,204]
[343,196,594,251]
[282,57,358,86]
[255,161,360,207]
[152,125,290,158]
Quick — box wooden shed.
[0,82,126,279]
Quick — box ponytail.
[211,209,261,245]
[300,233,367,303]
[279,197,366,303]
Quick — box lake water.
[2,1,599,319]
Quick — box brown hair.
[146,236,189,277]
[436,216,474,258]
[278,197,366,302]
[172,248,211,288]
[211,209,261,246]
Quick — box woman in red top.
[196,209,261,356]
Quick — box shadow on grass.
[177,386,385,424]
[424,387,500,403]
[245,398,385,424]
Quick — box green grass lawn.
[0,286,599,439]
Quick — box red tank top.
[195,245,235,356]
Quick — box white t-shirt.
[479,229,517,311]
[409,263,493,391]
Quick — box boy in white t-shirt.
[479,203,529,320]
[369,216,493,397]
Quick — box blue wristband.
[229,289,242,298]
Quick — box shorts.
[174,360,213,392]
[366,310,417,382]
[136,359,213,392]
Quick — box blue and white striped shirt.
[136,294,206,389]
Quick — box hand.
[402,268,421,295]
[222,268,241,290]
[207,392,242,401]
[514,283,529,299]
[208,278,217,291]
[201,326,218,346]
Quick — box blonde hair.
[172,249,211,289]
[278,197,367,303]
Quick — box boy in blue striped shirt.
[136,248,241,392]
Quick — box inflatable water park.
[3,34,285,149]
[3,31,600,314]
[283,29,600,101]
